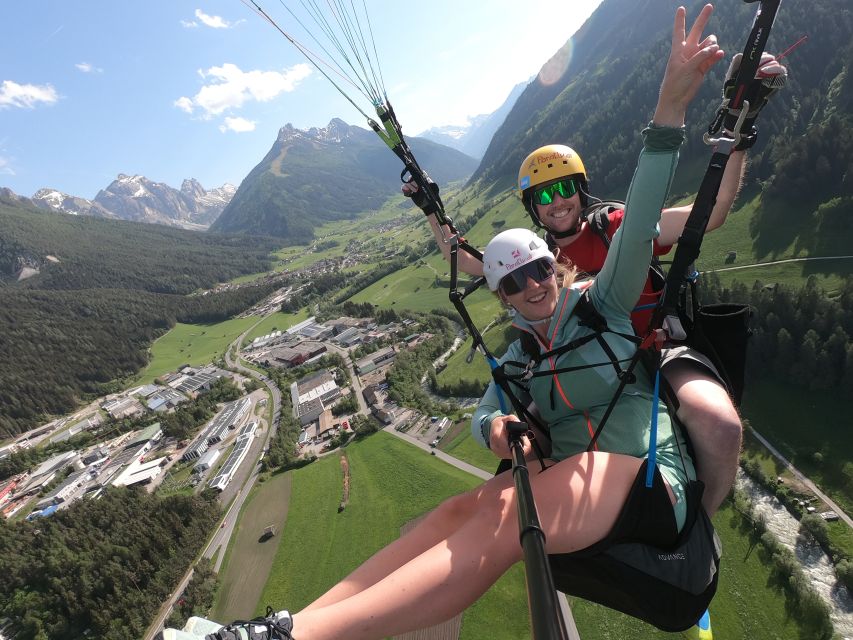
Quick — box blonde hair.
[554,261,577,290]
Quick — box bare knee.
[665,365,742,458]
[432,492,478,528]
[683,396,741,455]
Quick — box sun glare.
[538,39,575,87]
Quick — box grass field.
[211,472,293,622]
[257,432,534,638]
[136,316,257,383]
[439,419,498,473]
[695,193,853,292]
[244,309,311,343]
[741,379,853,515]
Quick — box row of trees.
[0,488,220,640]
[702,274,853,392]
[386,314,456,416]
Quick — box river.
[736,471,853,638]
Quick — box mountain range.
[0,176,236,231]
[210,118,478,243]
[416,80,528,159]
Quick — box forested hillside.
[0,488,219,640]
[0,198,280,438]
[475,0,853,211]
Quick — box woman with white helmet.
[196,7,722,640]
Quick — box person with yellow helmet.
[408,51,786,522]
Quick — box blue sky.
[1,1,603,199]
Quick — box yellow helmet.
[517,145,587,192]
[518,144,589,233]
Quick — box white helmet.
[482,228,555,292]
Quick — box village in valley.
[0,281,456,525]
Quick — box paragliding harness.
[569,197,750,405]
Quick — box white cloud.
[219,117,256,133]
[194,9,236,29]
[0,80,59,109]
[181,20,199,28]
[174,96,194,114]
[175,63,312,119]
[75,62,103,74]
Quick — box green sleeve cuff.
[642,122,686,151]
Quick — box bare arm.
[425,214,484,277]
[657,148,746,246]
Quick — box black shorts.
[547,461,720,632]
[553,458,678,558]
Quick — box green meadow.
[257,432,533,639]
[136,316,258,383]
[244,309,311,343]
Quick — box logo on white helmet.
[503,252,533,272]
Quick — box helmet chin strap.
[545,216,583,239]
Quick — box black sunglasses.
[499,259,555,296]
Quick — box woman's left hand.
[654,4,725,127]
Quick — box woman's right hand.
[489,414,531,460]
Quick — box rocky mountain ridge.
[417,80,528,159]
[3,176,236,231]
[211,118,477,242]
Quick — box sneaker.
[205,607,293,640]
[681,609,712,640]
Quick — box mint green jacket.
[472,125,695,528]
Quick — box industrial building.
[193,449,221,474]
[206,397,251,444]
[208,433,254,492]
[355,346,397,375]
[112,457,167,488]
[101,396,145,420]
[15,451,81,497]
[181,438,209,462]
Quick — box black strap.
[657,0,782,334]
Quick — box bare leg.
[291,452,645,640]
[663,361,742,516]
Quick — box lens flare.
[538,39,574,87]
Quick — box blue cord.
[645,368,660,488]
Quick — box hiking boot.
[205,607,293,640]
[680,609,712,640]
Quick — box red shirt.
[550,208,672,334]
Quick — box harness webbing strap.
[646,369,661,488]
[658,0,782,334]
